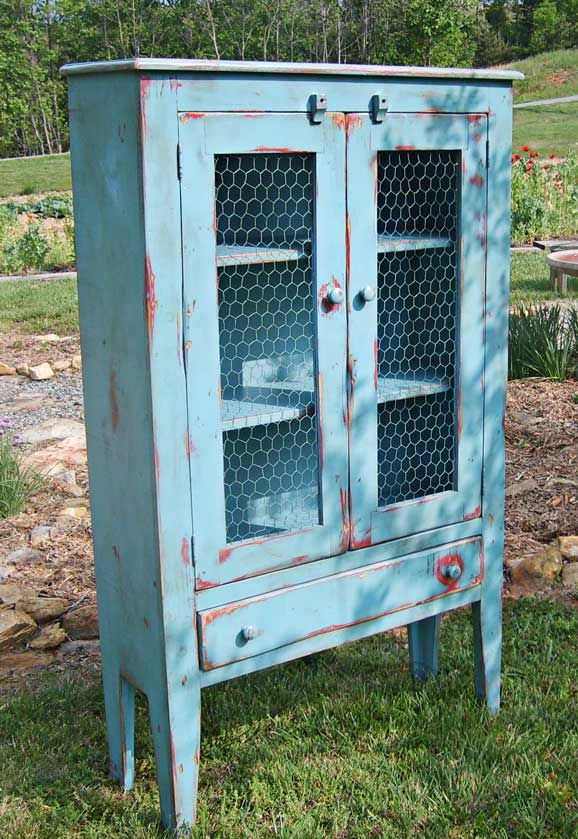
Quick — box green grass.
[508,48,578,104]
[0,277,78,334]
[1,599,578,838]
[511,251,578,304]
[513,102,578,157]
[0,153,71,198]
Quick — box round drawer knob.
[443,563,462,580]
[359,285,376,302]
[325,285,343,305]
[241,625,257,642]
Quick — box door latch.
[308,93,328,124]
[370,94,388,124]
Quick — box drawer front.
[198,537,482,670]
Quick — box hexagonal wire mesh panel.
[215,153,320,543]
[376,150,460,507]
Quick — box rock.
[61,483,84,498]
[54,468,77,485]
[0,650,54,673]
[0,609,37,650]
[5,547,45,565]
[558,536,578,561]
[505,478,539,498]
[52,359,71,372]
[28,362,55,381]
[30,623,67,650]
[0,362,16,375]
[59,639,100,655]
[63,605,99,640]
[24,434,87,469]
[30,525,52,546]
[34,333,60,343]
[16,364,30,376]
[0,566,15,581]
[562,563,578,592]
[58,505,89,520]
[18,418,85,446]
[0,395,47,413]
[71,354,82,370]
[510,545,563,587]
[0,583,69,623]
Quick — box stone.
[61,483,84,498]
[558,536,578,561]
[5,547,45,565]
[0,362,16,375]
[16,364,30,376]
[505,478,539,498]
[0,608,36,650]
[63,605,99,640]
[0,395,47,413]
[562,563,578,592]
[18,418,86,446]
[0,583,69,623]
[509,545,563,587]
[59,638,100,655]
[28,362,54,381]
[52,359,71,372]
[0,566,15,581]
[30,525,52,546]
[71,354,82,370]
[30,623,67,650]
[58,505,89,520]
[0,650,54,673]
[34,333,60,343]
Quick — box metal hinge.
[308,93,328,124]
[486,138,490,169]
[370,94,388,124]
[177,143,182,180]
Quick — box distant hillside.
[502,48,578,102]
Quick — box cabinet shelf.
[377,374,450,403]
[221,398,313,431]
[377,235,453,254]
[216,244,308,266]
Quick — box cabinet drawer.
[198,537,482,670]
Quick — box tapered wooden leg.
[408,614,441,680]
[102,666,135,790]
[472,598,501,714]
[148,682,201,831]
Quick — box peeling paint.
[436,552,465,591]
[395,144,415,151]
[109,369,119,431]
[469,174,484,188]
[180,111,205,122]
[181,537,191,567]
[464,505,482,521]
[145,256,158,345]
[318,278,343,315]
[331,113,346,128]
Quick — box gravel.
[0,372,84,438]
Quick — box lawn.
[0,153,71,197]
[513,102,578,158]
[1,599,578,838]
[510,251,578,304]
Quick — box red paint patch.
[169,79,182,91]
[464,505,482,521]
[331,113,346,128]
[109,369,119,432]
[318,279,343,315]
[473,133,482,143]
[467,114,483,124]
[436,553,464,591]
[345,114,363,140]
[351,529,372,549]
[219,546,234,564]
[395,145,415,151]
[181,537,191,567]
[291,555,308,565]
[181,111,205,121]
[144,256,158,345]
[195,577,218,591]
[469,174,484,188]
[254,146,292,153]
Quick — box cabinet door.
[179,112,348,587]
[346,113,487,547]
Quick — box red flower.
[520,145,531,152]
[511,154,521,163]
[548,153,556,159]
[542,163,551,170]
[530,151,539,158]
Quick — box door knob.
[325,285,344,305]
[241,625,257,641]
[442,563,462,580]
[359,285,376,302]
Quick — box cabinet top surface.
[60,57,523,82]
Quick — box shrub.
[509,304,578,381]
[0,434,44,519]
[1,225,50,273]
[511,148,578,244]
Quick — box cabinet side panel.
[68,74,166,691]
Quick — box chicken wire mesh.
[215,153,320,543]
[376,150,459,507]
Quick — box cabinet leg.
[102,667,135,790]
[408,614,441,680]
[148,684,201,830]
[472,599,501,714]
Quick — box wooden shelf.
[216,244,307,266]
[377,374,450,403]
[377,235,453,254]
[221,398,312,431]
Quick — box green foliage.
[1,225,50,274]
[0,436,44,519]
[511,149,578,244]
[508,304,578,380]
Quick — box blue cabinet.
[63,58,521,830]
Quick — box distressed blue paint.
[64,61,515,830]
